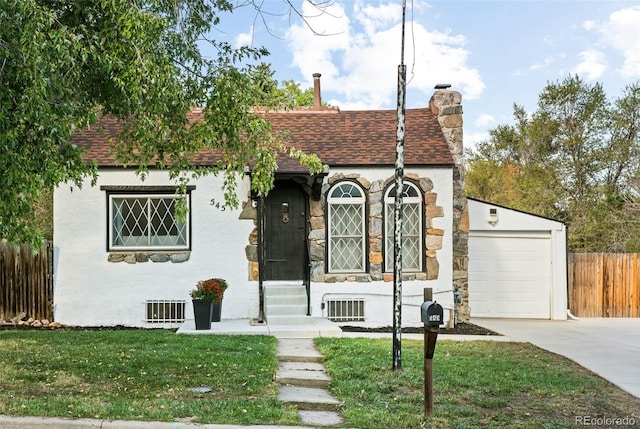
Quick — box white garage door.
[469,233,551,319]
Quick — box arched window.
[327,182,366,272]
[384,182,423,272]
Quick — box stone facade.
[108,251,190,263]
[243,173,445,285]
[240,199,260,281]
[430,89,470,322]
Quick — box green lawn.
[0,330,298,425]
[316,338,640,429]
[1,330,639,429]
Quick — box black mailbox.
[421,301,444,326]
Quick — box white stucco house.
[468,198,568,320]
[53,83,470,328]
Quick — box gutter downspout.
[565,223,579,320]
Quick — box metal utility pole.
[392,0,407,371]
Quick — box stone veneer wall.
[239,199,260,281]
[243,173,445,284]
[430,89,470,322]
[310,173,444,283]
[108,251,190,263]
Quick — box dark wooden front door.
[263,181,307,280]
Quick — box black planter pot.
[211,301,222,323]
[192,299,212,330]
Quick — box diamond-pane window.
[327,182,366,272]
[109,194,189,250]
[384,182,423,272]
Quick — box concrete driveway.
[473,318,640,399]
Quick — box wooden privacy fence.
[569,253,640,317]
[0,240,54,321]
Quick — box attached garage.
[468,198,568,320]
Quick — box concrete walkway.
[473,317,640,399]
[275,338,346,427]
[0,417,325,429]
[176,318,343,338]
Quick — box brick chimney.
[313,73,322,108]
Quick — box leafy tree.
[278,79,318,107]
[466,75,640,252]
[0,0,324,245]
[250,63,322,108]
[465,104,563,219]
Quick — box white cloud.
[464,130,489,151]
[582,20,596,31]
[285,1,352,90]
[234,29,254,49]
[475,114,495,128]
[572,50,607,81]
[354,1,399,35]
[600,6,640,78]
[406,25,484,102]
[529,56,554,71]
[284,0,484,109]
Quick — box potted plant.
[190,278,228,329]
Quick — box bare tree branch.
[231,0,343,39]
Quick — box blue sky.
[210,1,640,149]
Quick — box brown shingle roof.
[72,107,453,170]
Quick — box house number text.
[210,198,226,211]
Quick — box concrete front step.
[265,294,307,306]
[264,282,308,324]
[264,286,306,296]
[263,282,306,295]
[278,386,342,411]
[266,304,307,316]
[265,315,314,325]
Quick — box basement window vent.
[146,300,186,323]
[326,299,365,322]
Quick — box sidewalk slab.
[278,386,342,411]
[274,338,345,425]
[176,319,270,335]
[298,411,344,426]
[279,361,326,372]
[277,338,324,363]
[177,318,342,338]
[276,365,331,388]
[0,415,314,429]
